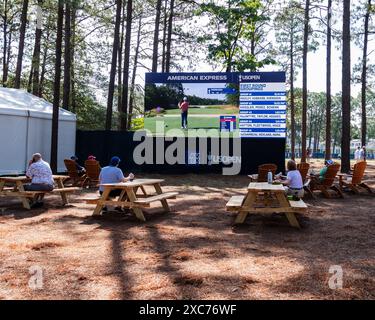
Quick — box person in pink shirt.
[178,97,189,129]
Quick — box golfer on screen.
[178,97,189,129]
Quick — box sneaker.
[31,201,44,209]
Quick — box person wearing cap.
[25,153,54,208]
[317,159,334,182]
[99,156,134,204]
[178,97,189,129]
[70,155,85,175]
[308,159,334,191]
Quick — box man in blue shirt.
[99,156,134,199]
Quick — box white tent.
[0,88,76,175]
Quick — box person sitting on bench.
[99,156,134,212]
[24,153,54,208]
[276,160,304,199]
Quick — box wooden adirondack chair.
[83,160,101,188]
[249,163,277,182]
[310,163,343,198]
[339,161,373,194]
[297,162,314,198]
[64,159,87,187]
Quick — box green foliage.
[130,117,144,131]
[199,0,275,72]
[145,83,184,110]
[74,91,107,130]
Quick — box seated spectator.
[99,156,134,212]
[318,159,334,181]
[70,155,86,175]
[276,160,304,199]
[25,153,54,208]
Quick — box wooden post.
[154,183,170,212]
[126,187,146,221]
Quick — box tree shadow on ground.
[0,200,76,220]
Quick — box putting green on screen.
[144,115,239,137]
[143,105,240,137]
[164,106,238,115]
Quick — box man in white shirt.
[25,153,54,191]
[354,146,361,162]
[24,153,54,208]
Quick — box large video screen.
[144,72,286,138]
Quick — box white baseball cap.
[183,97,187,101]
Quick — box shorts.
[24,183,54,192]
[284,186,304,198]
[99,189,122,198]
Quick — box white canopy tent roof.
[0,87,74,120]
[0,88,76,175]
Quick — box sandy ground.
[0,160,374,300]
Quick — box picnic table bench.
[87,179,178,221]
[0,175,79,209]
[226,182,308,228]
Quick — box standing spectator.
[306,147,311,163]
[87,155,96,161]
[178,97,189,129]
[359,146,367,161]
[25,153,54,208]
[354,146,361,162]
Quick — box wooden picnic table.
[0,175,76,209]
[92,178,178,221]
[226,182,307,228]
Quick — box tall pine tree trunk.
[120,0,133,130]
[341,0,351,173]
[51,0,64,173]
[161,0,168,72]
[325,0,332,160]
[106,0,122,131]
[31,1,43,96]
[6,28,12,75]
[165,0,175,72]
[152,0,162,72]
[290,25,295,160]
[2,0,8,86]
[63,0,72,110]
[117,3,125,119]
[27,64,33,92]
[15,0,29,88]
[128,14,142,130]
[71,4,77,113]
[301,0,310,163]
[39,17,51,97]
[361,0,371,147]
